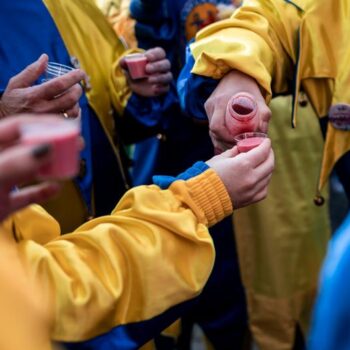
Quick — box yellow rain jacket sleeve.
[1,170,232,342]
[190,0,350,194]
[190,0,302,101]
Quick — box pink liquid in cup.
[237,137,265,152]
[21,120,80,179]
[225,92,259,136]
[124,53,148,80]
[234,132,267,153]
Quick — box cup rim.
[47,62,74,70]
[46,62,75,77]
[124,53,147,61]
[19,118,80,137]
[233,132,268,143]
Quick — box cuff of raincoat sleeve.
[186,169,233,227]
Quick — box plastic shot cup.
[124,53,148,80]
[41,62,82,118]
[20,118,81,179]
[234,132,268,153]
[43,62,75,82]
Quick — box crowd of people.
[0,0,349,350]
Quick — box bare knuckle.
[73,85,83,98]
[26,91,38,105]
[209,122,221,135]
[65,94,77,106]
[163,60,171,70]
[153,47,165,56]
[53,80,65,91]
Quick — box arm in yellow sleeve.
[190,0,303,101]
[13,170,232,342]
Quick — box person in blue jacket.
[308,210,350,350]
[0,0,172,233]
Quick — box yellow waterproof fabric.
[0,232,51,350]
[1,170,232,341]
[44,0,131,128]
[190,0,350,193]
[233,95,331,349]
[41,0,135,229]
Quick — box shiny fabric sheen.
[190,0,350,192]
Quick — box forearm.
[17,170,232,341]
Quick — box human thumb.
[217,145,240,159]
[7,54,48,89]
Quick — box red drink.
[225,92,259,136]
[237,137,264,152]
[124,53,148,80]
[234,132,268,153]
[21,119,80,179]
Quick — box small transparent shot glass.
[43,62,75,82]
[234,132,268,153]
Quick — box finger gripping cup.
[225,92,259,136]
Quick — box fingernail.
[31,144,52,159]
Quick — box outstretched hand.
[206,138,274,208]
[0,54,85,119]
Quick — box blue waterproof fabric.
[309,211,350,350]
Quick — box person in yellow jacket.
[177,0,337,348]
[190,0,350,202]
[0,115,274,349]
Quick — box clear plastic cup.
[124,53,148,80]
[234,132,268,153]
[20,118,81,179]
[44,62,75,82]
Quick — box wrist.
[221,70,261,95]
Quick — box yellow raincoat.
[1,170,232,342]
[233,95,330,349]
[187,1,339,348]
[191,0,350,194]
